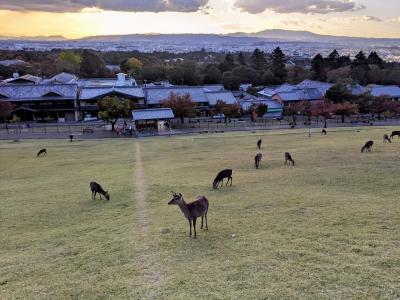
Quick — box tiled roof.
[0,84,78,101]
[296,80,333,95]
[145,86,208,105]
[46,72,77,84]
[205,91,236,105]
[202,84,225,92]
[79,87,145,99]
[1,74,42,85]
[368,85,400,98]
[132,108,175,121]
[275,88,323,102]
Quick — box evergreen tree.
[311,54,327,81]
[271,47,287,82]
[80,50,106,78]
[250,48,266,71]
[326,49,340,68]
[237,52,246,65]
[367,51,383,66]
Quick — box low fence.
[0,123,106,135]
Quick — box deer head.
[168,191,183,205]
[104,191,110,200]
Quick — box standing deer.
[383,134,392,143]
[361,141,374,152]
[212,169,233,189]
[390,131,400,139]
[90,182,110,200]
[285,152,295,166]
[37,149,47,157]
[322,129,327,135]
[254,153,262,169]
[257,139,262,149]
[168,192,209,238]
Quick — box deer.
[285,152,295,166]
[90,182,110,200]
[383,134,392,143]
[254,153,262,169]
[361,141,374,152]
[212,169,233,189]
[37,149,47,157]
[168,192,209,238]
[322,129,327,135]
[257,139,262,149]
[390,131,400,139]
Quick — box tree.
[326,83,354,103]
[311,54,327,81]
[222,71,241,90]
[237,52,246,65]
[255,104,268,117]
[57,51,82,73]
[271,47,287,82]
[120,57,143,78]
[354,51,368,67]
[232,66,260,85]
[98,96,131,131]
[261,70,280,85]
[326,49,340,68]
[203,66,222,84]
[80,50,106,78]
[215,100,241,121]
[162,93,196,123]
[219,53,236,72]
[0,101,13,122]
[141,65,167,82]
[367,96,400,118]
[167,61,201,86]
[250,48,266,71]
[367,51,384,66]
[331,102,358,123]
[310,100,334,119]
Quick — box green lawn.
[1,128,399,299]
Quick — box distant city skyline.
[0,0,399,39]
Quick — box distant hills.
[1,29,399,44]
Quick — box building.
[272,88,323,106]
[0,83,79,121]
[238,93,283,118]
[367,85,400,100]
[132,108,175,134]
[78,73,145,117]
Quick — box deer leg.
[193,218,197,238]
[99,193,102,200]
[188,219,192,237]
[205,213,208,230]
[92,191,94,200]
[201,216,204,229]
[230,177,233,186]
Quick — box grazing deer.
[285,152,295,166]
[257,139,262,149]
[213,169,233,189]
[390,131,400,139]
[37,149,47,157]
[322,129,327,135]
[383,134,392,143]
[361,141,374,152]
[254,153,262,169]
[168,192,209,238]
[90,182,110,200]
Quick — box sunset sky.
[0,0,399,39]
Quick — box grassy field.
[1,127,399,299]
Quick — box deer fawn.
[213,169,233,189]
[90,182,110,200]
[168,192,209,238]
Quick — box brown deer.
[383,134,392,143]
[168,192,209,238]
[90,182,110,200]
[37,149,47,157]
[285,152,295,166]
[361,141,374,152]
[390,131,400,139]
[213,169,233,189]
[257,139,262,149]
[322,129,327,135]
[254,153,262,169]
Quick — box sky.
[0,0,399,39]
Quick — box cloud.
[234,0,365,14]
[0,0,210,13]
[362,15,382,22]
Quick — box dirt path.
[134,143,162,298]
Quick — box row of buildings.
[1,72,400,123]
